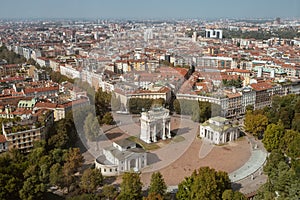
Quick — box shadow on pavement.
[171,127,191,136]
[231,182,242,191]
[105,132,123,140]
[147,152,162,165]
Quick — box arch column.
[152,124,157,142]
[162,119,166,140]
[167,120,171,138]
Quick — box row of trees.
[223,28,300,40]
[0,45,26,64]
[115,167,246,200]
[222,77,243,88]
[244,94,300,199]
[173,99,221,123]
[128,98,165,114]
[72,167,245,200]
[244,94,300,138]
[0,144,84,200]
[50,70,75,84]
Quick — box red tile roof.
[0,135,6,143]
[251,81,273,91]
[23,86,59,94]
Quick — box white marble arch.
[140,107,171,143]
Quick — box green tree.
[101,184,118,200]
[80,168,103,193]
[95,88,111,118]
[176,171,195,200]
[84,113,100,141]
[67,193,100,200]
[285,133,300,159]
[176,167,231,200]
[143,193,164,200]
[262,121,285,152]
[173,99,181,114]
[254,181,276,200]
[111,92,121,111]
[0,151,27,199]
[118,172,143,200]
[102,112,114,125]
[0,45,26,64]
[222,189,247,200]
[280,130,299,153]
[48,111,78,149]
[148,172,167,197]
[260,150,300,199]
[49,163,64,189]
[63,148,83,174]
[244,111,268,138]
[128,98,165,114]
[19,175,46,200]
[292,113,300,132]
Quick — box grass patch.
[128,136,160,151]
[236,136,245,141]
[172,135,185,143]
[216,143,227,146]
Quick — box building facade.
[95,138,147,176]
[199,116,239,145]
[2,109,54,152]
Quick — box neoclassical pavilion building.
[95,138,147,176]
[199,116,240,144]
[140,107,171,143]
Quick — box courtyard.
[80,113,254,187]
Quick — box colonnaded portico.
[140,107,171,143]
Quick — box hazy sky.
[0,0,299,19]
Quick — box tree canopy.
[173,99,221,123]
[118,172,143,200]
[176,167,232,200]
[0,45,26,64]
[244,110,268,138]
[262,121,285,152]
[79,168,103,193]
[148,172,167,197]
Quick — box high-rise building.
[144,28,153,42]
[205,29,223,39]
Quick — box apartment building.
[2,109,54,152]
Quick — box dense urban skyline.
[0,0,299,20]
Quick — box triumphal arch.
[140,107,171,143]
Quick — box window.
[110,169,112,172]
[104,169,106,172]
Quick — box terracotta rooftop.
[0,135,6,143]
[250,81,273,91]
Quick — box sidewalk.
[229,135,267,182]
